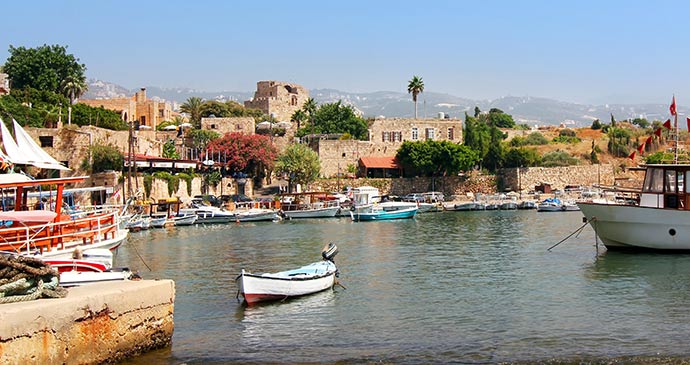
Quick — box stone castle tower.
[244,81,309,122]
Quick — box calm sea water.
[116,210,690,364]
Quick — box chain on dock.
[0,255,66,303]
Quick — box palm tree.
[291,109,307,129]
[180,97,204,128]
[60,74,88,125]
[407,75,424,119]
[302,97,318,139]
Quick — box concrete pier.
[0,279,175,364]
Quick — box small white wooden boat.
[172,213,198,226]
[236,243,339,305]
[231,208,281,222]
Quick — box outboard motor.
[321,242,339,262]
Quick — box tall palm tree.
[407,75,424,119]
[291,109,307,129]
[60,74,88,125]
[180,97,204,128]
[302,97,318,138]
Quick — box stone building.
[0,73,9,95]
[244,81,309,122]
[315,117,463,177]
[80,88,172,130]
[200,116,255,136]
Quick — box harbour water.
[116,210,690,364]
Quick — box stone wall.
[498,165,616,192]
[316,118,465,177]
[201,117,255,136]
[368,117,463,144]
[244,81,309,122]
[80,88,172,129]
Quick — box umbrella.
[162,125,177,131]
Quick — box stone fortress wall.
[244,81,309,122]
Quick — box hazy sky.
[1,0,688,105]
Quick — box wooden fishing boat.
[0,176,128,260]
[236,243,339,305]
[350,205,417,221]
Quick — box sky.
[1,0,689,105]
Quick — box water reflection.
[115,212,690,364]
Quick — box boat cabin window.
[679,171,685,193]
[643,168,664,193]
[665,170,677,193]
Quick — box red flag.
[654,128,662,137]
[628,151,636,160]
[663,119,672,129]
[646,136,653,145]
[687,117,690,131]
[670,96,677,116]
[637,143,645,153]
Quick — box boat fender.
[322,242,339,262]
[561,205,567,211]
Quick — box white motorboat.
[278,192,341,219]
[578,163,690,251]
[236,243,339,305]
[231,208,281,222]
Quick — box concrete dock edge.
[0,279,175,364]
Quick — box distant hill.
[83,79,677,127]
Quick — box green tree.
[591,119,602,130]
[84,142,124,173]
[632,118,650,129]
[607,127,632,157]
[503,147,542,168]
[200,100,230,118]
[186,128,220,150]
[407,75,424,119]
[180,97,204,128]
[291,109,308,129]
[3,44,86,94]
[541,151,579,167]
[295,101,368,140]
[162,139,180,159]
[396,140,479,177]
[275,143,321,191]
[60,73,88,125]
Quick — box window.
[411,128,418,140]
[39,136,53,147]
[211,124,217,129]
[666,170,677,193]
[236,124,242,130]
[393,131,402,142]
[643,168,664,192]
[382,131,391,142]
[426,128,435,140]
[448,127,454,140]
[291,96,297,106]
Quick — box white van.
[421,192,444,203]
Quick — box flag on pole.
[663,119,672,129]
[670,96,677,116]
[637,143,645,153]
[654,128,663,137]
[687,117,690,131]
[646,136,653,145]
[628,151,636,160]
[112,188,121,201]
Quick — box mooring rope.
[547,217,597,251]
[0,254,67,303]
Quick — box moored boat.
[578,163,690,251]
[350,205,417,221]
[236,242,339,304]
[278,192,341,219]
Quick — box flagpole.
[673,95,678,163]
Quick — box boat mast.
[673,95,679,163]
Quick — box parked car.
[421,192,444,203]
[193,194,223,207]
[221,194,254,206]
[402,193,425,202]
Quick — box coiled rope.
[0,255,67,303]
